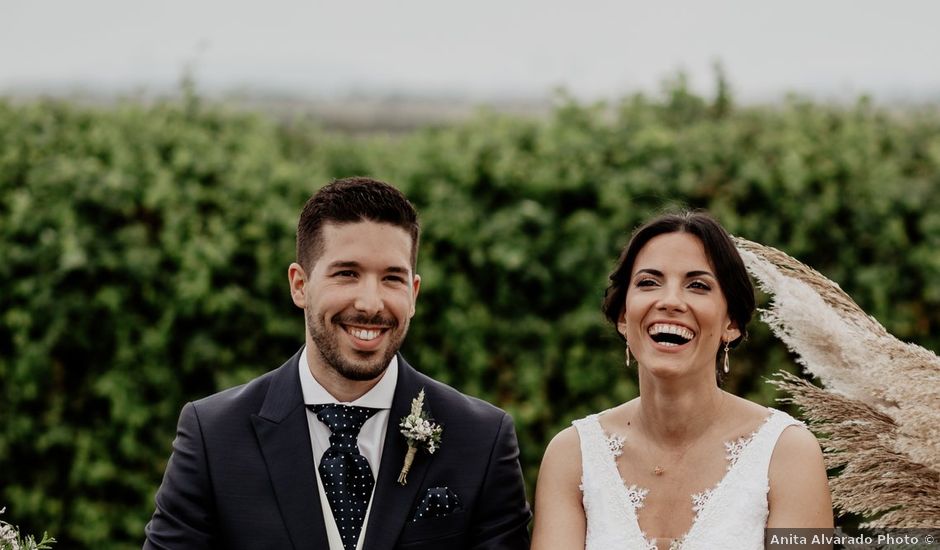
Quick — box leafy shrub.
[1,86,938,547]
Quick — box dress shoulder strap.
[571,414,629,490]
[572,414,651,549]
[572,415,610,475]
[739,408,804,474]
[571,414,603,440]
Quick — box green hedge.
[1,86,939,548]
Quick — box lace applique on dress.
[724,435,752,469]
[638,535,659,550]
[606,433,626,457]
[660,488,714,550]
[576,408,802,550]
[690,488,713,515]
[724,412,774,470]
[681,412,778,535]
[660,412,782,549]
[624,484,648,508]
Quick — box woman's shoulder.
[541,400,638,472]
[771,420,823,462]
[751,400,824,476]
[720,394,800,428]
[590,398,639,434]
[725,392,770,416]
[766,412,833,527]
[716,394,772,435]
[546,425,581,454]
[540,425,583,482]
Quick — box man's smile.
[344,326,383,341]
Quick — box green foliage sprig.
[0,508,55,550]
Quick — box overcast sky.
[3,0,939,102]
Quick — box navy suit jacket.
[144,350,531,549]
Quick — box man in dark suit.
[144,177,531,549]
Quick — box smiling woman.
[616,232,741,383]
[531,211,833,550]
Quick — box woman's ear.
[617,311,628,340]
[724,320,742,344]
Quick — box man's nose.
[354,277,384,315]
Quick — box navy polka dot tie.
[309,404,379,550]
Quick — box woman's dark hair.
[602,211,755,365]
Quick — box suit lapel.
[363,356,434,550]
[251,351,329,549]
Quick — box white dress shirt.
[299,347,398,550]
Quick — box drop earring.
[625,344,631,368]
[722,341,731,374]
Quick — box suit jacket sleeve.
[470,412,532,550]
[144,402,217,549]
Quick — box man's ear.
[288,263,307,308]
[409,274,421,317]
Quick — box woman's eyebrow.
[634,269,716,278]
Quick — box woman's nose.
[656,284,687,312]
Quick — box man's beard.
[306,308,406,381]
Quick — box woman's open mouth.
[647,323,695,347]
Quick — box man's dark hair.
[601,211,755,373]
[296,177,420,271]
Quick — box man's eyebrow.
[327,261,361,270]
[327,261,411,274]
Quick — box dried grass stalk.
[736,238,940,528]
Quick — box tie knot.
[309,404,379,438]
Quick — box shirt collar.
[298,346,398,410]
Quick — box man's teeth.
[647,323,694,341]
[348,328,381,341]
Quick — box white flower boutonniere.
[1,507,56,550]
[397,389,443,485]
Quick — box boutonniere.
[397,388,443,485]
[1,506,56,550]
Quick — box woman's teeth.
[647,323,694,345]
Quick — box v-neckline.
[598,408,776,549]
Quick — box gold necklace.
[639,428,703,476]
[636,395,726,477]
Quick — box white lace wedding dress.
[574,408,801,550]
